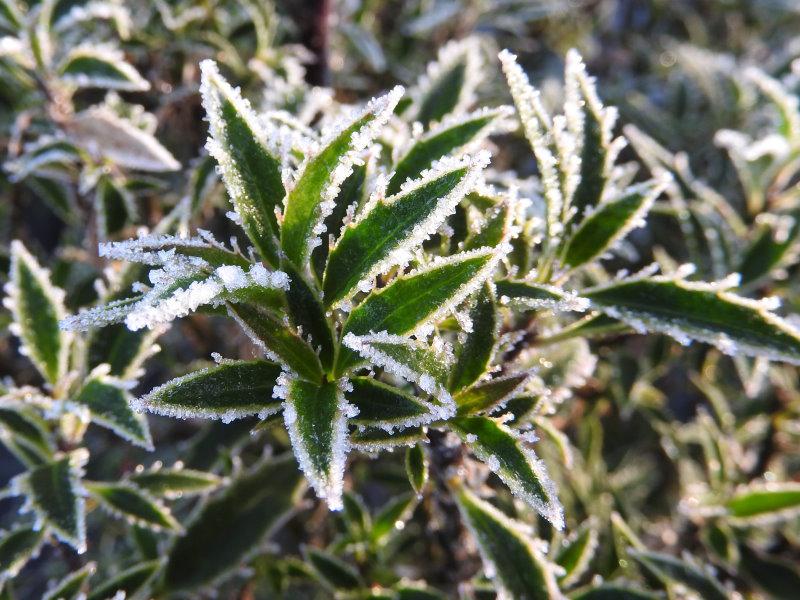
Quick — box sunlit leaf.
[86,481,181,532]
[73,377,152,450]
[134,359,282,423]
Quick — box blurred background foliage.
[3,0,800,598]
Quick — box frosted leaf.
[6,241,71,384]
[66,106,179,172]
[58,44,149,91]
[498,50,564,247]
[283,377,351,511]
[343,331,456,421]
[408,36,484,126]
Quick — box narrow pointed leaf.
[627,549,727,600]
[42,562,95,600]
[85,560,160,600]
[452,416,563,528]
[343,332,452,407]
[0,526,45,584]
[134,359,282,422]
[283,261,335,371]
[571,584,660,600]
[406,444,428,494]
[324,155,485,307]
[228,303,323,381]
[199,60,283,264]
[345,377,431,428]
[567,51,616,219]
[73,378,152,450]
[350,426,426,452]
[0,405,54,465]
[463,200,514,252]
[86,481,181,531]
[337,249,497,374]
[130,467,221,499]
[163,454,304,591]
[455,372,530,415]
[306,548,362,590]
[448,283,497,392]
[7,241,70,383]
[496,279,589,312]
[67,107,180,172]
[454,486,562,599]
[555,520,598,586]
[387,107,510,195]
[723,483,800,523]
[59,46,149,91]
[10,456,86,552]
[562,181,663,268]
[281,87,402,266]
[312,164,366,279]
[410,38,481,127]
[372,492,418,542]
[584,276,800,364]
[284,379,349,510]
[738,214,800,286]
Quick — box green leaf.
[67,107,180,172]
[455,372,530,415]
[739,543,800,599]
[8,241,70,383]
[0,405,54,466]
[283,379,349,510]
[86,481,181,531]
[738,214,800,286]
[283,261,335,371]
[562,181,663,269]
[281,87,402,267]
[350,426,427,453]
[345,377,431,428]
[405,444,428,494]
[86,560,161,600]
[306,548,362,590]
[10,455,86,552]
[73,378,152,450]
[555,520,598,587]
[311,164,366,280]
[0,0,22,31]
[566,50,616,220]
[324,155,484,307]
[163,454,304,591]
[130,467,221,499]
[454,486,562,599]
[627,549,727,600]
[228,303,323,382]
[96,176,134,236]
[452,416,563,528]
[42,562,95,600]
[343,332,453,412]
[448,283,497,392]
[409,38,481,127]
[463,199,514,252]
[0,526,45,584]
[496,279,588,312]
[723,483,800,523]
[337,249,498,374]
[59,46,149,91]
[199,60,284,264]
[387,107,510,195]
[584,275,800,364]
[372,492,418,542]
[135,359,282,422]
[571,583,660,599]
